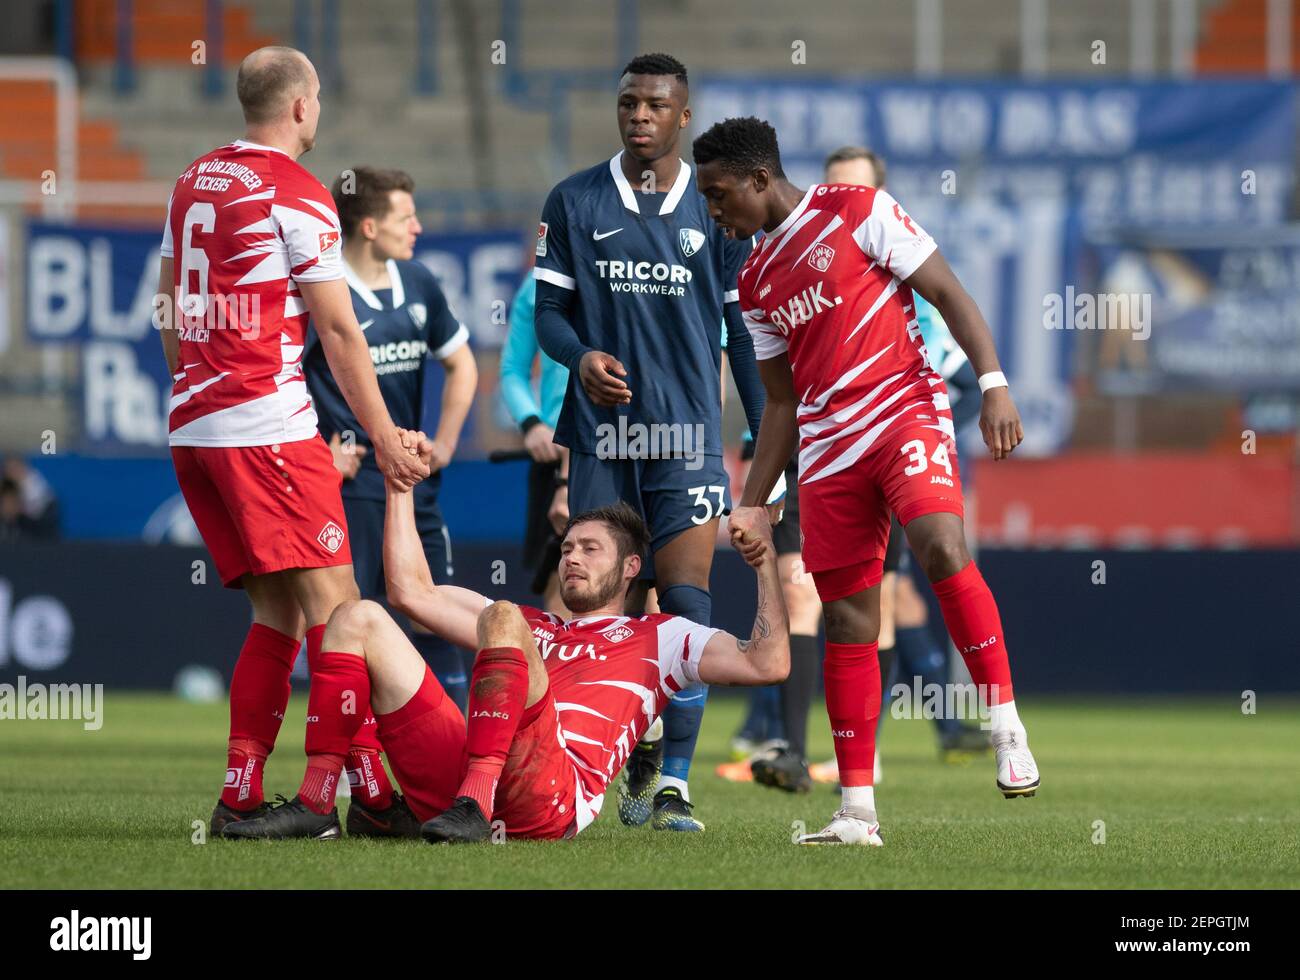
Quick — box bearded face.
[557,521,636,614]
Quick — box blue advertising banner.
[2,542,1298,693]
[1081,227,1300,393]
[693,79,1297,451]
[24,222,528,455]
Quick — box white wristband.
[978,371,1008,393]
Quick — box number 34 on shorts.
[900,436,955,486]
[884,420,964,513]
[878,423,965,524]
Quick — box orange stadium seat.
[74,0,275,64]
[1196,0,1300,73]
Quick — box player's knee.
[917,534,970,581]
[822,599,878,646]
[783,577,820,627]
[325,598,381,648]
[477,600,527,648]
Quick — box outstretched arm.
[156,256,179,374]
[299,277,429,488]
[383,472,487,651]
[738,353,798,508]
[724,303,766,441]
[696,510,789,686]
[906,251,1023,460]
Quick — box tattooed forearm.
[737,573,773,654]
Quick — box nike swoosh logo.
[358,319,375,331]
[592,228,623,240]
[1008,761,1023,782]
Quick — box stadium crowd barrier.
[1,542,1297,695]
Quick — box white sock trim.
[988,699,1024,735]
[657,775,689,801]
[841,784,876,819]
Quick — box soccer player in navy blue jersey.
[303,166,478,835]
[534,53,767,832]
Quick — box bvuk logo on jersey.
[679,228,705,257]
[808,242,835,272]
[407,302,427,329]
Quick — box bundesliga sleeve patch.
[318,230,340,254]
[536,222,548,258]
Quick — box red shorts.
[377,667,468,824]
[379,667,578,840]
[171,435,352,587]
[800,412,964,602]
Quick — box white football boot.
[796,806,883,846]
[994,729,1040,798]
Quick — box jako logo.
[961,635,998,655]
[50,910,151,960]
[471,710,510,720]
[832,729,855,738]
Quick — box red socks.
[931,561,1015,705]
[823,641,881,787]
[223,623,301,810]
[310,623,396,809]
[346,717,396,810]
[299,651,370,814]
[456,647,529,820]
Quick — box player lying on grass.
[224,431,790,841]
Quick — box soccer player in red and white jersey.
[156,47,428,835]
[223,431,790,841]
[692,117,1040,846]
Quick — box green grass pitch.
[2,693,1297,889]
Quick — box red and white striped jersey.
[160,140,344,447]
[738,184,951,485]
[519,606,718,833]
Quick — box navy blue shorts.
[568,451,731,580]
[342,493,453,599]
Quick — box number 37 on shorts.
[687,485,727,525]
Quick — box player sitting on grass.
[223,431,789,842]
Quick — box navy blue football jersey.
[533,152,750,456]
[304,257,468,501]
